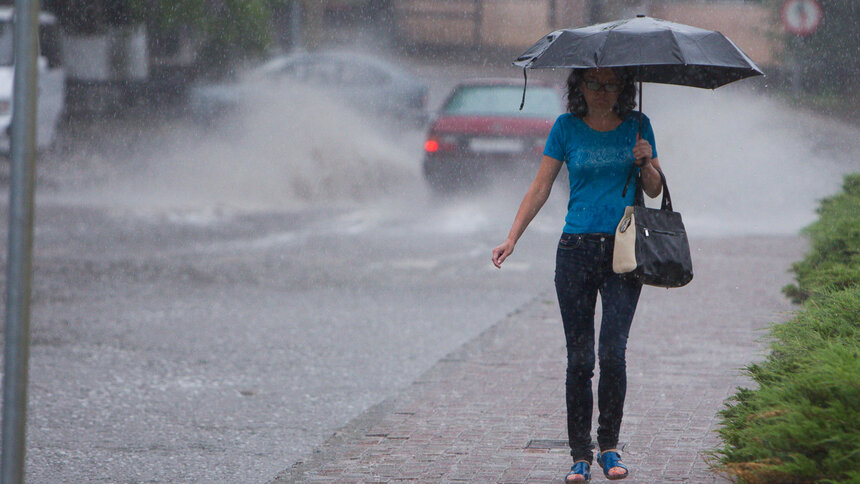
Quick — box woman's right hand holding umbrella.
[634,134,664,198]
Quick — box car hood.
[430,115,553,136]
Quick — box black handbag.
[612,169,693,288]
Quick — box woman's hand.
[492,239,516,269]
[632,135,653,167]
[633,135,662,197]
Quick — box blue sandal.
[596,450,629,480]
[565,460,591,482]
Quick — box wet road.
[18,197,562,482]
[1,62,859,482]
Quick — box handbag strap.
[634,171,645,207]
[656,169,673,211]
[623,106,674,211]
[626,167,674,211]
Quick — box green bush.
[714,288,860,484]
[783,174,860,303]
[712,173,860,484]
[748,288,860,385]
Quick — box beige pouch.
[613,206,638,273]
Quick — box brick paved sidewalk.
[272,236,805,483]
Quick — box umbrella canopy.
[514,15,763,88]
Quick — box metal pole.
[474,0,483,47]
[301,0,324,51]
[587,0,602,24]
[791,38,804,95]
[290,0,302,50]
[2,0,40,482]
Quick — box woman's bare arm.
[492,156,563,268]
[639,157,663,198]
[633,136,663,198]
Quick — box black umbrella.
[514,15,763,191]
[514,15,764,110]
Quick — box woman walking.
[492,67,663,482]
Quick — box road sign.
[781,0,823,36]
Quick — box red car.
[423,78,564,192]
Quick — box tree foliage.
[48,0,275,71]
[163,0,273,71]
[770,0,860,93]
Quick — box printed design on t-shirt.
[568,144,631,174]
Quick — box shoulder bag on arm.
[613,169,693,288]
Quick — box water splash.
[49,78,423,219]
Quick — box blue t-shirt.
[543,112,658,234]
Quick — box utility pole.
[1,0,40,482]
[289,0,303,49]
[587,0,602,24]
[300,0,324,50]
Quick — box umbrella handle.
[637,79,643,137]
[624,79,645,199]
[624,79,644,198]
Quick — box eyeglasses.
[583,80,622,92]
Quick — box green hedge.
[711,174,860,484]
[783,174,860,304]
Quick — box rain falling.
[0,1,857,482]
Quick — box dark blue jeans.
[555,233,642,463]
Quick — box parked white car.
[0,8,65,152]
[189,50,429,128]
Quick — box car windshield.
[443,85,560,118]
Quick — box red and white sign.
[781,0,823,36]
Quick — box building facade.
[391,0,776,67]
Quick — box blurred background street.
[0,0,857,482]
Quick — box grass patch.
[711,174,860,483]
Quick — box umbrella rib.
[594,30,614,67]
[558,30,608,68]
[668,29,690,65]
[563,30,605,68]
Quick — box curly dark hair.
[566,68,637,119]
